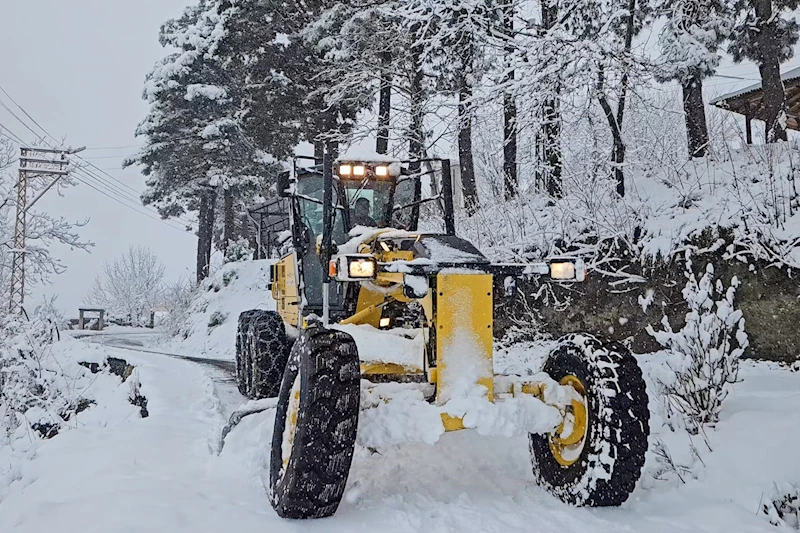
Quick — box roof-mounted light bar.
[336,162,396,179]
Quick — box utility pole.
[9,145,84,313]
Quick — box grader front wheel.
[269,327,360,519]
[529,334,650,507]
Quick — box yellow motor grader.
[236,153,649,519]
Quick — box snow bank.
[164,260,275,361]
[0,333,142,502]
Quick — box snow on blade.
[332,324,426,371]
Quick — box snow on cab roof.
[336,144,399,163]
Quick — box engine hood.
[379,234,489,265]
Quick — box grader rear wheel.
[248,310,290,399]
[235,310,261,396]
[269,327,360,519]
[529,334,650,507]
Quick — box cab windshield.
[341,177,415,229]
[296,173,416,236]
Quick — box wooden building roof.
[711,66,800,131]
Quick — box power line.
[0,87,196,228]
[0,99,47,142]
[81,153,139,160]
[83,144,144,151]
[0,123,25,145]
[77,165,149,205]
[70,169,192,234]
[75,158,196,226]
[71,163,197,229]
[0,85,57,142]
[0,87,193,225]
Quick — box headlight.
[549,261,576,280]
[349,259,375,278]
[336,254,378,281]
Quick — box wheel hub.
[549,374,588,467]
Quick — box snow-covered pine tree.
[129,3,221,282]
[728,0,799,143]
[656,0,733,158]
[537,0,562,198]
[130,0,275,282]
[212,0,306,160]
[303,1,409,153]
[495,0,652,199]
[392,0,501,213]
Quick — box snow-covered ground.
[3,257,798,531]
[1,327,798,532]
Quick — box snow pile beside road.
[165,259,275,361]
[0,327,142,502]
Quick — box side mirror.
[403,274,429,299]
[277,171,291,197]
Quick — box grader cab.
[236,153,650,519]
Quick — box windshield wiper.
[348,177,371,207]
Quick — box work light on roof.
[339,164,352,176]
[353,165,366,176]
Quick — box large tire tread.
[529,334,650,507]
[248,310,290,399]
[236,310,261,396]
[270,327,360,519]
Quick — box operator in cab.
[352,197,377,227]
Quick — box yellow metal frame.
[269,231,578,440]
[272,252,300,328]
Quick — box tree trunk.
[596,0,636,198]
[409,38,424,230]
[458,34,479,215]
[314,141,324,165]
[377,51,392,155]
[196,187,217,284]
[537,0,562,199]
[503,3,518,200]
[754,0,788,143]
[223,188,235,253]
[682,75,709,158]
[543,99,562,198]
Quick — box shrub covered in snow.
[760,483,800,529]
[647,259,749,433]
[161,277,197,337]
[225,237,254,263]
[0,320,145,502]
[0,317,79,441]
[161,260,274,360]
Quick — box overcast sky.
[0,0,195,314]
[0,2,797,317]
